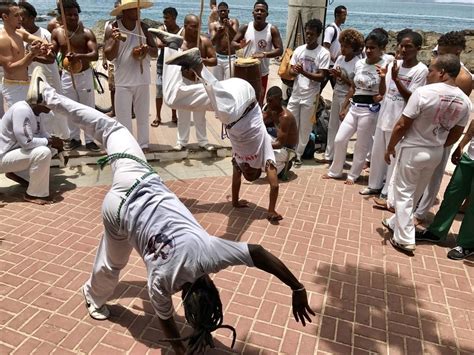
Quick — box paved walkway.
[1,162,473,354]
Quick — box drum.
[233,57,262,104]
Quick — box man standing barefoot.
[51,0,100,151]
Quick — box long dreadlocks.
[161,275,236,354]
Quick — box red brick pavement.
[1,167,473,354]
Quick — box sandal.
[151,118,161,127]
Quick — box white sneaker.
[173,143,186,151]
[82,286,110,320]
[148,28,183,50]
[27,66,48,105]
[199,144,215,151]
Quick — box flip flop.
[151,118,161,127]
[266,214,283,222]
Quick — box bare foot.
[106,111,115,117]
[414,217,424,227]
[23,193,54,205]
[266,211,283,222]
[344,179,355,185]
[322,173,343,180]
[6,172,28,187]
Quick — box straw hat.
[110,0,153,17]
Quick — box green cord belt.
[97,153,157,225]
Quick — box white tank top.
[113,20,151,87]
[244,21,272,76]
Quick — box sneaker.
[165,48,202,69]
[447,246,474,260]
[82,287,110,320]
[85,142,101,152]
[415,229,441,243]
[148,28,184,50]
[294,158,302,167]
[173,143,186,151]
[63,139,82,151]
[27,66,47,105]
[389,236,416,252]
[359,187,382,196]
[199,144,215,151]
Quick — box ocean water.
[33,0,474,38]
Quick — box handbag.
[278,11,305,86]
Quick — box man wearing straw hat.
[104,0,157,152]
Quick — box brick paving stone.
[1,168,473,353]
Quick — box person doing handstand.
[154,31,283,221]
[26,66,314,354]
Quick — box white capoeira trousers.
[42,84,146,309]
[62,69,95,143]
[177,109,208,146]
[213,55,236,81]
[286,97,316,160]
[162,48,254,126]
[115,84,150,149]
[368,127,395,196]
[328,104,378,181]
[0,145,52,197]
[386,146,444,245]
[414,146,451,220]
[2,80,29,109]
[325,91,346,161]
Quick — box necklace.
[66,24,80,40]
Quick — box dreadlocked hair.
[181,276,236,354]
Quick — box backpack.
[325,24,338,45]
[301,99,330,159]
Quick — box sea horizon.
[32,0,474,38]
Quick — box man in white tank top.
[103,0,157,152]
[232,0,283,104]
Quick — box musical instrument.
[233,57,262,103]
[62,56,83,73]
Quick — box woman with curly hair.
[321,28,364,163]
[323,30,388,184]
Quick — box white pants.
[2,80,29,109]
[368,128,395,196]
[115,84,150,149]
[328,104,378,181]
[286,97,316,159]
[274,146,290,174]
[213,55,236,81]
[414,146,451,220]
[0,80,4,117]
[41,84,147,309]
[0,145,52,197]
[162,48,255,126]
[62,69,95,143]
[387,146,444,245]
[324,91,346,161]
[177,109,208,146]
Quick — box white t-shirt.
[290,44,330,100]
[378,60,428,132]
[118,176,254,320]
[227,103,276,170]
[323,22,341,65]
[401,82,471,148]
[333,54,359,95]
[0,101,49,156]
[353,58,386,96]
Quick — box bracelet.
[292,286,305,292]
